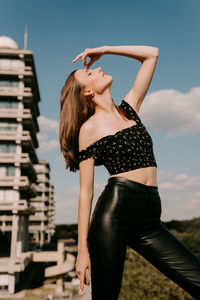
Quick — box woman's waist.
[109,166,157,187]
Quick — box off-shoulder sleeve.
[119,100,142,124]
[78,144,96,162]
[78,136,109,166]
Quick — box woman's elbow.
[154,47,159,58]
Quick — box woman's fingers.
[82,48,90,64]
[86,57,95,69]
[72,52,84,63]
[82,54,87,67]
[79,271,84,291]
[72,48,102,68]
[72,55,81,63]
[72,49,88,65]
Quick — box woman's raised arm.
[73,45,159,112]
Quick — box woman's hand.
[72,46,106,69]
[75,249,91,292]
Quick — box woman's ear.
[84,89,94,97]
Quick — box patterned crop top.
[78,100,157,175]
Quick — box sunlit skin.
[75,67,116,117]
[75,67,113,96]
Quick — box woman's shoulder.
[79,117,100,152]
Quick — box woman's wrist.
[101,45,110,55]
[78,245,89,253]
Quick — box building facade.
[29,160,55,247]
[0,36,55,294]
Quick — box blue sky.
[0,0,200,223]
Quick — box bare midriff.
[109,166,157,187]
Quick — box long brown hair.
[59,70,131,172]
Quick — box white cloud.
[37,132,59,153]
[159,174,200,191]
[38,115,59,132]
[140,86,200,137]
[158,172,200,221]
[192,192,200,197]
[36,116,59,153]
[157,170,173,181]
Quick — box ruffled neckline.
[78,100,143,155]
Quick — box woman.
[59,45,200,300]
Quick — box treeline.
[53,217,200,259]
[53,217,200,299]
[51,223,78,245]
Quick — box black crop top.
[78,100,157,174]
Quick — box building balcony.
[34,166,50,174]
[0,66,33,77]
[36,177,50,184]
[0,176,37,197]
[29,195,49,202]
[0,129,38,149]
[47,211,55,217]
[0,107,39,133]
[29,225,47,231]
[0,199,35,214]
[29,215,48,221]
[0,254,31,273]
[35,185,50,193]
[0,153,37,181]
[0,86,33,98]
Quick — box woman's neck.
[94,90,118,117]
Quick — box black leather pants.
[87,176,200,299]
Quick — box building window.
[0,100,18,108]
[29,221,41,225]
[0,143,16,153]
[0,165,15,177]
[5,221,12,226]
[7,166,15,176]
[0,80,19,87]
[0,122,17,131]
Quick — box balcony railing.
[0,86,32,97]
[0,130,36,148]
[0,67,33,77]
[0,199,36,213]
[30,195,49,202]
[0,108,32,120]
[0,152,32,165]
[0,176,37,196]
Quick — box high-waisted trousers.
[86,176,200,300]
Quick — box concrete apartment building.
[0,36,55,294]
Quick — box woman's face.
[75,67,113,95]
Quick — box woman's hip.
[87,176,162,243]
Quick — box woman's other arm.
[76,122,95,291]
